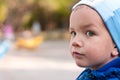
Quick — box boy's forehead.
[70,5,105,29]
[73,5,92,12]
[72,5,100,21]
[72,5,98,18]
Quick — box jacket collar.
[96,57,120,72]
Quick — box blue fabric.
[76,58,120,80]
[72,0,120,52]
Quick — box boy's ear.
[111,46,119,57]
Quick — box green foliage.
[0,0,7,22]
[27,0,75,30]
[0,0,76,31]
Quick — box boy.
[69,0,120,79]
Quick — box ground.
[0,40,84,80]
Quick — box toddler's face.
[69,5,118,70]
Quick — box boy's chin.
[75,62,87,68]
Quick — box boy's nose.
[71,37,83,48]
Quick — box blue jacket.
[76,58,120,80]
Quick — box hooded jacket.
[76,58,120,80]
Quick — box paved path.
[0,40,84,80]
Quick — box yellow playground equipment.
[16,35,43,49]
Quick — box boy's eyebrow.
[69,26,76,32]
[79,23,96,30]
[69,27,73,31]
[80,23,95,29]
[69,23,98,32]
[80,23,101,31]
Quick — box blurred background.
[0,0,84,80]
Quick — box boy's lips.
[72,51,84,58]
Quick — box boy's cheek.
[69,44,73,53]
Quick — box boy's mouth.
[72,51,84,58]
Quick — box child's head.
[69,0,120,70]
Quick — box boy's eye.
[86,31,95,36]
[71,31,76,37]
